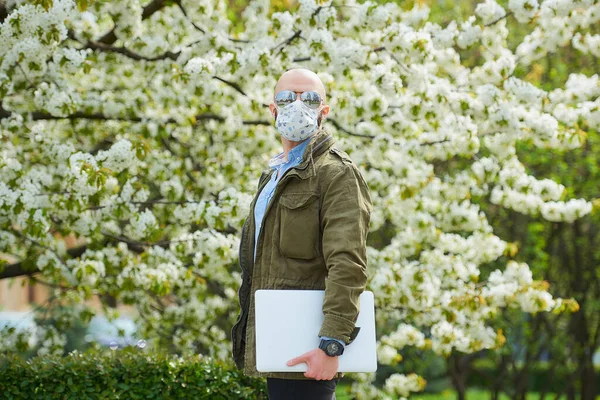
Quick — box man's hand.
[287,348,339,380]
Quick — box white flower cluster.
[33,81,82,117]
[52,46,90,69]
[184,56,216,76]
[489,156,592,221]
[539,198,593,222]
[36,324,68,357]
[95,139,139,173]
[65,151,102,198]
[384,373,424,399]
[377,324,426,365]
[348,372,387,400]
[475,0,506,25]
[508,0,539,23]
[70,259,106,286]
[516,286,555,312]
[515,0,599,65]
[483,260,535,308]
[99,0,144,41]
[504,76,547,105]
[117,245,183,292]
[0,319,39,354]
[572,32,600,57]
[187,229,239,285]
[430,320,469,355]
[69,11,104,39]
[457,16,483,49]
[0,0,77,90]
[124,209,158,241]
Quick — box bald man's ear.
[272,109,278,128]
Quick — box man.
[231,68,372,400]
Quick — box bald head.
[270,68,330,135]
[274,68,327,103]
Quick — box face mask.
[275,100,322,141]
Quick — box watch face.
[327,342,340,354]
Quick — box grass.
[335,383,570,400]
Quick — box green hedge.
[0,348,267,400]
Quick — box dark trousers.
[266,377,339,400]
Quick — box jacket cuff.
[318,313,361,345]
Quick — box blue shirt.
[253,137,345,350]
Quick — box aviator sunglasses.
[274,90,323,110]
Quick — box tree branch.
[272,30,303,53]
[0,245,87,279]
[212,75,249,97]
[484,11,512,27]
[95,0,170,45]
[100,230,237,249]
[85,38,179,61]
[327,117,376,139]
[0,1,7,24]
[0,108,271,127]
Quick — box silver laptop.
[255,289,377,372]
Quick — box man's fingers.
[303,362,318,378]
[287,352,310,366]
[309,365,325,380]
[286,357,299,366]
[303,365,313,378]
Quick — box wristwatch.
[318,338,344,357]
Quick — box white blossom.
[0,1,594,397]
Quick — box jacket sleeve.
[318,162,372,345]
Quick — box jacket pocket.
[278,191,321,259]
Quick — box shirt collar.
[268,136,312,169]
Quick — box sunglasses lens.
[275,90,295,107]
[301,91,322,109]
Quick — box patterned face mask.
[275,100,322,141]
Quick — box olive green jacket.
[230,127,372,380]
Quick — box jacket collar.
[297,126,335,178]
[301,126,335,164]
[261,127,335,181]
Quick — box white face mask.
[275,100,322,141]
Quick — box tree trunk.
[448,353,468,400]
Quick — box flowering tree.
[1,0,598,397]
